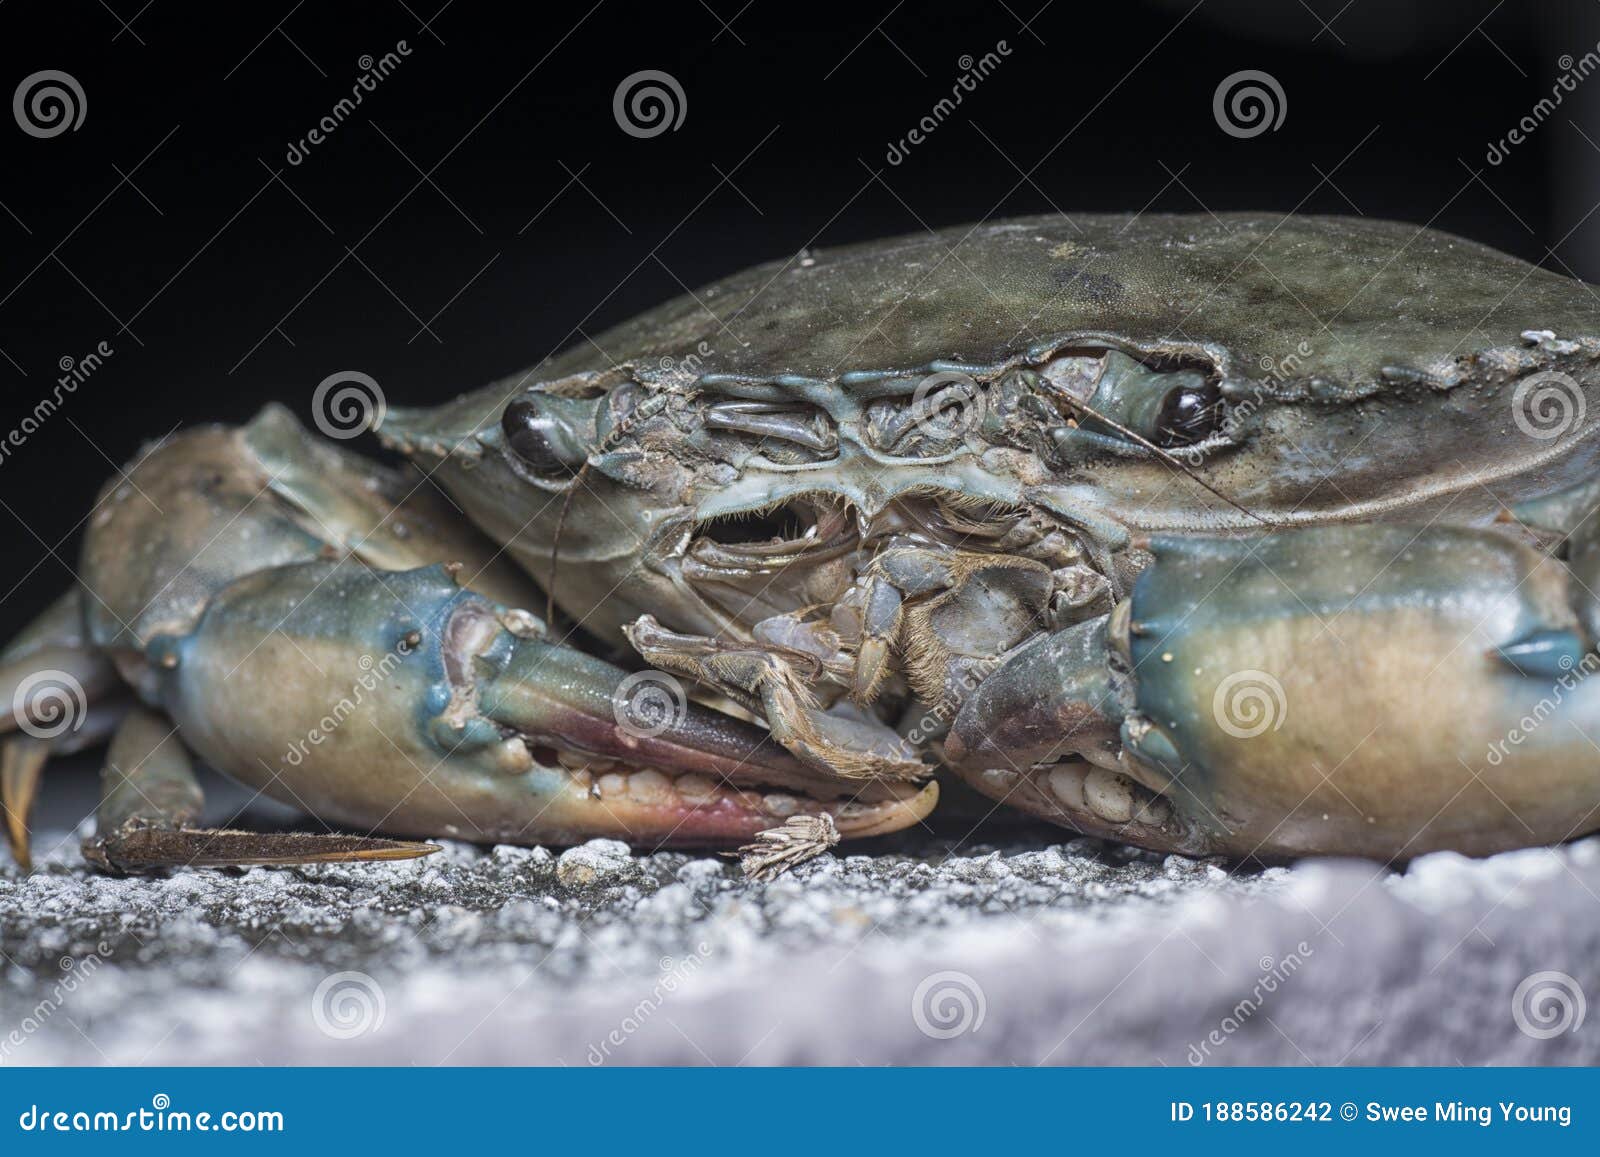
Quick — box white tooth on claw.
[1047,763,1087,810]
[627,769,672,804]
[1133,793,1171,827]
[763,793,798,817]
[1083,767,1136,823]
[597,772,628,798]
[493,737,534,776]
[676,773,717,801]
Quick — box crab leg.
[945,523,1600,860]
[0,590,126,868]
[80,706,436,873]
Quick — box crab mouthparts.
[449,603,935,845]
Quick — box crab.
[5,212,1600,875]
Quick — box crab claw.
[157,560,934,849]
[947,524,1600,861]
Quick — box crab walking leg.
[623,616,928,781]
[950,523,1600,860]
[81,706,437,873]
[153,560,935,848]
[0,590,127,868]
[2,704,129,870]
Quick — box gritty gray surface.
[3,796,1598,1065]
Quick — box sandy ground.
[1,769,1597,1066]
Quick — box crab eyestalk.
[153,560,934,848]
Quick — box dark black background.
[3,0,1599,639]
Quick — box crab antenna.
[1056,394,1273,529]
[545,458,591,625]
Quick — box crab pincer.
[946,524,1600,860]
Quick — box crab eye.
[1155,382,1223,447]
[501,396,587,474]
[1047,351,1226,454]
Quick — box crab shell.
[386,213,1600,635]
